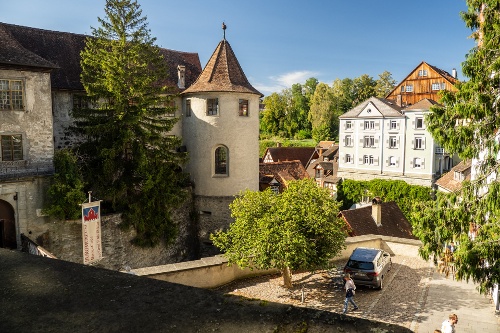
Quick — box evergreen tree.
[73,0,188,246]
[417,0,500,292]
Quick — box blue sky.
[2,1,475,97]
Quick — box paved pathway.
[415,268,500,333]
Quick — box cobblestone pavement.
[216,255,499,331]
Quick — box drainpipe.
[14,191,20,249]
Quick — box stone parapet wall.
[135,235,422,289]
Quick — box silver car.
[343,247,392,289]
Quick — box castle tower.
[181,24,262,251]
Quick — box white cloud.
[254,70,320,96]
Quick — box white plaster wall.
[182,92,259,196]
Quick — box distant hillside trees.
[211,179,347,288]
[261,72,396,142]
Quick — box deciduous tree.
[211,179,347,288]
[73,0,188,246]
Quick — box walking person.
[343,273,358,314]
[441,313,458,333]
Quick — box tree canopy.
[211,179,347,288]
[261,72,395,142]
[73,0,188,246]
[414,0,500,292]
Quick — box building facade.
[338,97,458,186]
[0,22,260,254]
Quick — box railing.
[20,234,57,259]
[0,162,54,181]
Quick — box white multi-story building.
[338,97,459,186]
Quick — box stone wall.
[134,234,422,289]
[37,193,200,270]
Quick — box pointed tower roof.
[183,24,262,97]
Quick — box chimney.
[452,68,457,79]
[276,142,282,147]
[177,65,186,89]
[371,197,382,226]
[396,94,402,107]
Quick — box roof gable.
[340,97,403,119]
[358,102,383,117]
[262,147,316,168]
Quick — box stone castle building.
[0,21,261,256]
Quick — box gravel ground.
[215,255,434,330]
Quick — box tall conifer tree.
[413,1,500,292]
[74,0,188,246]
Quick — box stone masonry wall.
[36,193,199,270]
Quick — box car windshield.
[347,260,374,270]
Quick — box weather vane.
[222,22,226,40]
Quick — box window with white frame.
[363,155,369,164]
[400,86,405,92]
[406,85,413,92]
[389,136,398,148]
[414,137,424,149]
[238,99,248,116]
[364,120,375,130]
[185,99,192,117]
[369,155,374,165]
[345,154,352,163]
[0,79,24,111]
[345,121,353,130]
[390,120,398,130]
[344,135,353,147]
[207,98,219,116]
[363,136,375,148]
[413,157,423,168]
[214,145,228,175]
[415,117,424,129]
[432,82,446,91]
[1,134,23,161]
[389,156,397,166]
[418,69,428,77]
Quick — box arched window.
[214,146,228,175]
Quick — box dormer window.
[454,171,464,181]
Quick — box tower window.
[207,98,219,116]
[239,99,248,116]
[185,99,192,117]
[214,145,228,175]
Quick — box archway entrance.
[0,200,17,249]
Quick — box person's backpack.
[346,288,354,297]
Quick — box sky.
[2,1,475,97]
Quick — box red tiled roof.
[339,202,416,240]
[263,147,317,168]
[259,160,309,188]
[435,160,472,192]
[182,39,262,96]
